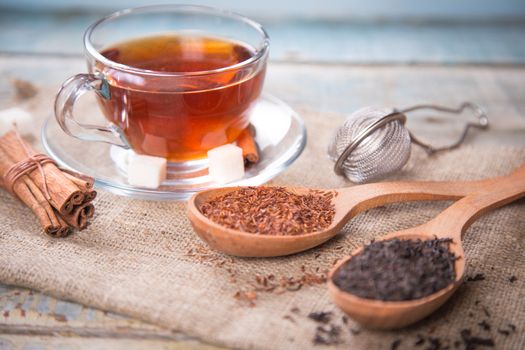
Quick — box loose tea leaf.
[467,273,485,282]
[200,187,336,235]
[308,311,333,324]
[478,320,491,331]
[497,323,516,336]
[460,329,495,349]
[234,290,257,307]
[414,334,425,346]
[332,238,457,301]
[390,339,402,350]
[426,337,443,350]
[497,329,510,336]
[313,324,342,345]
[482,306,491,318]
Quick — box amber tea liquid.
[98,34,265,161]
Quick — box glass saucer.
[41,94,307,200]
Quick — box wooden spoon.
[328,163,525,329]
[187,164,524,257]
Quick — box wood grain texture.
[0,12,525,64]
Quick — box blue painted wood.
[1,0,525,21]
[35,295,50,314]
[20,294,34,311]
[20,344,45,350]
[0,12,524,64]
[54,300,83,322]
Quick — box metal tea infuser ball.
[328,103,489,183]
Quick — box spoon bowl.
[188,186,339,257]
[328,231,466,329]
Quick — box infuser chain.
[398,102,489,155]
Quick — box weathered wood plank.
[0,283,225,348]
[0,12,525,64]
[3,0,525,21]
[0,334,223,350]
[0,283,186,338]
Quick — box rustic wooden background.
[1,1,525,349]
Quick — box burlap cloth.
[0,106,524,349]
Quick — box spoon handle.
[424,163,525,240]
[337,163,525,218]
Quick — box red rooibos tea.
[98,34,266,161]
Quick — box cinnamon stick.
[61,202,94,230]
[0,147,69,236]
[237,125,259,164]
[25,178,70,237]
[0,131,84,214]
[63,170,94,191]
[63,171,97,202]
[84,189,97,202]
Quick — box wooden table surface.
[1,10,525,350]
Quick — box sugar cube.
[0,107,34,136]
[127,154,167,189]
[207,144,244,184]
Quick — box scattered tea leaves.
[414,334,425,346]
[497,328,510,336]
[290,307,300,314]
[497,323,517,336]
[467,273,486,282]
[349,328,361,336]
[426,337,442,350]
[234,290,257,307]
[460,329,495,350]
[308,311,333,324]
[283,315,296,323]
[251,270,327,294]
[478,320,491,331]
[482,306,491,318]
[313,325,342,345]
[390,339,402,350]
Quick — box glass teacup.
[55,5,269,168]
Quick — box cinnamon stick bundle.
[0,130,96,236]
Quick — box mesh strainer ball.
[328,103,489,184]
[328,107,411,183]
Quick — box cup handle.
[54,73,131,148]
